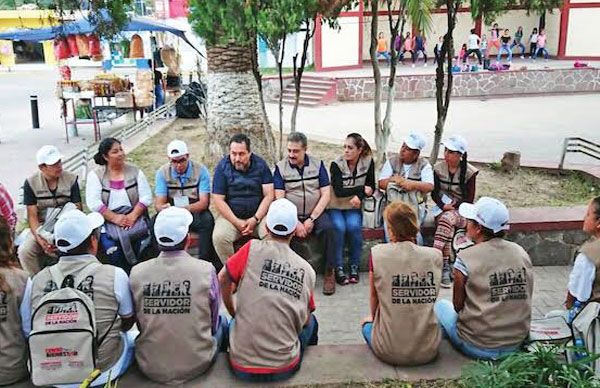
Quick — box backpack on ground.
[28,263,108,386]
[385,184,421,226]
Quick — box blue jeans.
[497,44,513,62]
[434,300,520,360]
[377,51,391,62]
[100,232,142,275]
[154,84,165,108]
[214,314,229,353]
[511,42,526,55]
[533,47,549,59]
[362,322,374,349]
[229,314,318,382]
[329,209,363,269]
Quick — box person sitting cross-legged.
[434,197,533,360]
[130,206,228,385]
[219,198,318,382]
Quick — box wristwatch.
[253,215,260,223]
[308,216,315,222]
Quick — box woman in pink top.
[532,29,549,60]
[489,23,501,53]
[399,32,414,64]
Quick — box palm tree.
[205,39,276,162]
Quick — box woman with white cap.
[434,197,533,360]
[86,137,153,274]
[0,217,29,385]
[432,135,478,287]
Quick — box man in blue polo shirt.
[274,132,337,295]
[212,134,274,263]
[154,139,219,268]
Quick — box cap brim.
[458,203,478,221]
[404,140,422,151]
[87,212,105,230]
[41,154,63,165]
[441,142,460,152]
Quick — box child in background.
[480,34,488,60]
[529,27,538,58]
[377,31,391,62]
[511,26,526,59]
[457,44,467,63]
[433,36,444,64]
[400,32,414,65]
[533,28,548,60]
[489,23,501,54]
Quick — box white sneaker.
[424,63,428,67]
[520,55,525,59]
[411,64,415,68]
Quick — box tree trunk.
[292,19,315,133]
[274,36,287,160]
[205,41,276,164]
[538,11,546,30]
[370,0,383,167]
[382,2,406,166]
[430,0,459,164]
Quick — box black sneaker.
[349,265,359,284]
[335,266,348,285]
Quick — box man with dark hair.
[274,132,336,295]
[130,207,227,385]
[19,145,82,275]
[21,209,135,385]
[219,198,318,382]
[154,139,218,268]
[212,133,274,263]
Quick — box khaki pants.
[17,234,56,275]
[212,216,266,263]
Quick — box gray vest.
[26,171,78,222]
[94,164,140,207]
[329,156,372,210]
[276,156,323,218]
[159,160,203,205]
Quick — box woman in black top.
[496,29,513,63]
[328,133,375,285]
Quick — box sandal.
[335,266,348,285]
[349,265,359,284]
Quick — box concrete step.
[281,97,320,107]
[281,88,326,98]
[281,91,323,101]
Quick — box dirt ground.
[128,118,599,209]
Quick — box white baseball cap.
[442,135,468,154]
[266,198,298,236]
[404,132,426,151]
[55,209,104,253]
[167,140,189,159]
[459,197,510,233]
[154,206,193,246]
[36,145,63,166]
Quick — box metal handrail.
[558,137,600,169]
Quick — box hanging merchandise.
[88,35,103,61]
[53,37,71,60]
[59,65,71,80]
[120,38,130,59]
[134,69,154,107]
[66,35,79,57]
[129,34,144,58]
[160,45,181,76]
[76,34,90,59]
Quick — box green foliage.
[257,0,318,53]
[188,0,254,46]
[517,0,564,15]
[459,345,600,388]
[470,0,513,25]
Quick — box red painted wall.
[169,0,189,18]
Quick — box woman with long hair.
[0,217,29,384]
[362,201,442,366]
[432,135,478,288]
[329,133,375,285]
[86,137,153,273]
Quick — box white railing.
[559,137,600,169]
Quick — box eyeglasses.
[171,157,187,165]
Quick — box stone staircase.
[278,76,337,107]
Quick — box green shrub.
[459,345,600,388]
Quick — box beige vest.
[388,155,430,204]
[433,161,478,202]
[371,242,442,365]
[30,255,122,370]
[276,156,322,218]
[582,238,600,303]
[329,156,372,210]
[159,160,202,205]
[26,171,78,222]
[0,267,29,385]
[94,164,140,207]
[130,250,217,385]
[230,239,316,370]
[457,238,533,349]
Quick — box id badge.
[173,196,190,208]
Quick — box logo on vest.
[45,346,79,358]
[45,302,80,325]
[142,280,192,314]
[259,259,306,300]
[0,291,7,322]
[391,271,437,305]
[489,267,529,302]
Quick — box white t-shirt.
[568,253,596,302]
[379,160,434,184]
[467,34,480,50]
[86,169,153,212]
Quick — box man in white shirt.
[379,132,434,243]
[464,28,483,65]
[20,209,136,387]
